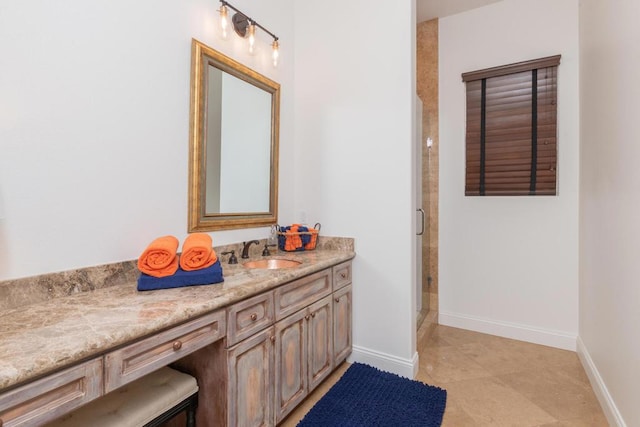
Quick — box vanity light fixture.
[218,1,280,66]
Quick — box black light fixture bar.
[220,0,278,41]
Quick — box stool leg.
[186,409,196,427]
[186,394,198,427]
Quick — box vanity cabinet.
[0,258,353,427]
[225,262,351,427]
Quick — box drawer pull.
[340,273,347,279]
[172,341,183,351]
[250,313,258,321]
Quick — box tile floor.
[280,324,608,426]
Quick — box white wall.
[439,0,580,350]
[293,0,418,376]
[579,1,640,425]
[0,0,295,280]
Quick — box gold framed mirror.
[188,39,280,231]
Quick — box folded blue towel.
[137,260,224,291]
[298,226,311,245]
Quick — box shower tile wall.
[417,19,439,313]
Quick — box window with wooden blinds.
[462,55,560,196]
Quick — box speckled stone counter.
[0,237,354,392]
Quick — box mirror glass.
[189,39,280,231]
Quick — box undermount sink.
[243,259,302,269]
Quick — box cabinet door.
[333,284,352,365]
[227,327,275,427]
[274,309,307,424]
[307,295,333,391]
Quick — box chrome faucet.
[241,240,260,259]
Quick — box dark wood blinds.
[462,55,560,196]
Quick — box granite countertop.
[0,249,354,392]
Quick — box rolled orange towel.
[285,226,303,251]
[137,236,180,278]
[305,229,319,250]
[180,233,218,271]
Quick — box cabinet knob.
[270,335,276,343]
[172,341,183,351]
[304,315,310,320]
[311,312,316,318]
[250,313,258,321]
[335,297,340,303]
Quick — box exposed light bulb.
[219,5,229,40]
[247,22,256,55]
[272,40,279,67]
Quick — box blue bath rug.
[297,362,447,427]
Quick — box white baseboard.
[348,345,419,379]
[576,337,627,427]
[439,311,577,351]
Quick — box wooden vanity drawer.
[275,269,332,320]
[104,310,225,393]
[0,358,102,427]
[333,261,352,291]
[227,291,275,347]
